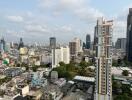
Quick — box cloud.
[6,15,24,22]
[112,5,132,42]
[38,0,103,22]
[74,7,104,22]
[25,24,49,33]
[61,25,72,32]
[59,0,85,10]
[39,0,57,8]
[2,0,131,43]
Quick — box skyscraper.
[73,37,82,53]
[83,42,86,49]
[126,8,132,62]
[94,18,113,100]
[50,37,56,68]
[115,38,126,51]
[93,26,98,51]
[86,34,91,49]
[50,37,56,49]
[18,38,24,50]
[69,42,78,57]
[0,38,6,53]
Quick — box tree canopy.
[122,70,129,76]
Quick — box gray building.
[0,38,6,53]
[126,8,132,62]
[115,38,126,51]
[50,37,56,49]
[93,26,98,51]
[86,34,91,49]
[18,38,24,50]
[69,42,77,56]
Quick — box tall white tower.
[94,18,113,100]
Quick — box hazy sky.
[0,0,132,44]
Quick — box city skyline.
[0,0,132,43]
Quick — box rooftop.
[74,76,95,82]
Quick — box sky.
[0,0,132,44]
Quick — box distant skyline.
[0,0,132,43]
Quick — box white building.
[52,46,70,68]
[94,18,113,100]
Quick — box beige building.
[94,18,113,100]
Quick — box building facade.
[52,46,70,68]
[0,38,6,53]
[50,37,56,49]
[86,34,91,49]
[126,8,132,62]
[94,18,113,100]
[73,37,82,53]
[69,42,77,57]
[115,38,126,51]
[18,38,24,50]
[93,26,98,51]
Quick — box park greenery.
[112,77,132,100]
[112,56,132,67]
[0,90,5,97]
[0,77,11,85]
[122,70,129,76]
[52,61,95,80]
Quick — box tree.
[32,66,37,72]
[0,90,5,97]
[112,81,122,94]
[52,66,72,79]
[79,61,88,68]
[78,68,87,76]
[121,84,132,96]
[114,93,132,100]
[112,59,119,67]
[16,63,21,67]
[66,63,76,71]
[59,62,66,67]
[122,70,129,76]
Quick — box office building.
[94,18,113,100]
[86,34,91,49]
[50,37,56,49]
[18,38,24,50]
[83,42,86,49]
[73,37,82,53]
[126,8,132,62]
[115,38,126,51]
[69,42,78,57]
[93,26,98,51]
[0,38,6,53]
[52,46,70,68]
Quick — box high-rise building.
[83,42,86,49]
[126,8,132,62]
[86,34,91,49]
[52,46,70,68]
[93,26,98,51]
[50,37,56,49]
[115,38,126,51]
[73,37,82,53]
[0,38,6,53]
[94,18,113,100]
[18,38,24,50]
[69,42,78,57]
